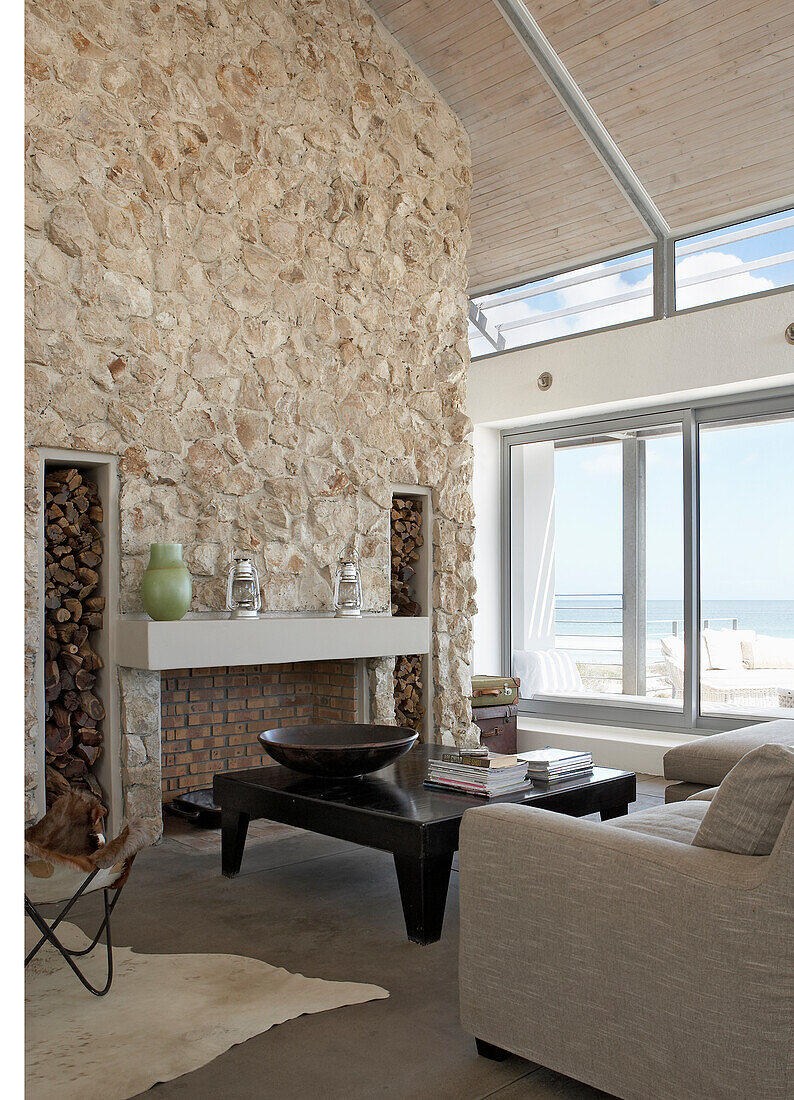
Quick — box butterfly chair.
[25,791,158,996]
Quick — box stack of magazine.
[521,747,593,783]
[425,747,533,798]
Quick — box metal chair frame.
[25,869,126,997]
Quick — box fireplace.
[111,611,430,832]
[31,452,442,837]
[29,446,449,842]
[161,661,359,799]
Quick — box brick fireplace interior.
[160,661,358,800]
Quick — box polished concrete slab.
[60,775,671,1100]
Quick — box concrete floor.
[69,776,668,1100]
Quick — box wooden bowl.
[258,723,418,778]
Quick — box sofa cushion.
[661,635,684,665]
[742,634,794,670]
[693,744,794,856]
[512,649,583,698]
[660,634,711,670]
[663,719,794,785]
[703,628,753,671]
[607,800,708,845]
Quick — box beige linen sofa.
[459,793,794,1100]
[664,718,794,801]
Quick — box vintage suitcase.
[470,675,520,708]
[471,702,519,755]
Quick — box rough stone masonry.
[25,0,477,824]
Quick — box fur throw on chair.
[26,791,158,886]
[25,792,159,996]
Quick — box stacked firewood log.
[390,497,423,616]
[393,654,425,736]
[390,496,425,737]
[43,468,106,807]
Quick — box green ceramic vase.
[141,543,192,621]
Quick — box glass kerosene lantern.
[226,556,262,619]
[333,546,363,617]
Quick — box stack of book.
[424,748,534,798]
[520,747,593,783]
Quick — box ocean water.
[554,598,794,663]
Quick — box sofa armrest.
[459,805,791,1100]
[460,803,768,893]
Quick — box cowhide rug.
[26,919,388,1099]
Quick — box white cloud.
[674,250,774,309]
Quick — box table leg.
[221,808,250,877]
[393,851,453,945]
[600,804,629,821]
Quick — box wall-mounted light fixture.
[537,372,553,391]
[785,322,794,345]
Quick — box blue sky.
[553,418,794,601]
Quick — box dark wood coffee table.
[214,745,635,945]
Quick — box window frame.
[471,203,794,363]
[500,388,794,733]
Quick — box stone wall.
[25,0,476,821]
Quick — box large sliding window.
[505,393,794,730]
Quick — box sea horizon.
[553,597,794,660]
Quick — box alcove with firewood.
[35,449,121,830]
[390,486,432,743]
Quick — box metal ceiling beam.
[491,0,671,243]
[469,301,506,351]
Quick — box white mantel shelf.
[115,613,431,671]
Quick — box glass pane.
[470,250,654,360]
[645,433,685,704]
[675,207,794,311]
[510,423,683,711]
[698,412,794,718]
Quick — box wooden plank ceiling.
[534,0,794,233]
[369,0,794,295]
